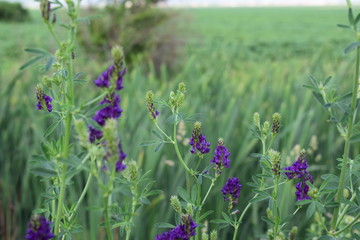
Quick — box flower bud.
[123,161,139,182]
[210,230,217,240]
[202,233,209,240]
[40,0,50,22]
[262,121,270,135]
[178,82,186,93]
[103,119,118,163]
[272,112,281,135]
[176,93,185,107]
[75,119,90,148]
[146,91,159,120]
[269,149,281,176]
[170,196,182,214]
[112,45,124,71]
[253,112,260,129]
[169,91,176,109]
[185,203,193,216]
[288,226,298,240]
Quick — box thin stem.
[336,191,357,229]
[155,122,174,143]
[201,178,217,207]
[280,207,300,229]
[232,223,239,240]
[173,112,193,176]
[70,173,92,218]
[330,46,360,231]
[47,23,61,46]
[103,195,113,240]
[125,185,137,240]
[334,211,360,235]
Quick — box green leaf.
[249,195,269,203]
[210,219,229,224]
[151,130,163,140]
[139,197,151,205]
[191,185,197,203]
[198,210,214,222]
[20,55,46,70]
[43,120,61,138]
[309,75,318,87]
[154,142,164,152]
[318,236,336,240]
[177,187,192,203]
[344,42,360,54]
[221,212,232,224]
[154,222,175,228]
[45,56,56,72]
[323,76,332,86]
[312,92,325,106]
[350,133,360,143]
[261,216,274,226]
[295,199,312,206]
[24,48,50,55]
[30,167,57,178]
[349,8,355,25]
[337,24,351,29]
[306,201,315,219]
[139,140,162,146]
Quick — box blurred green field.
[1,6,359,239]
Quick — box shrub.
[0,1,30,22]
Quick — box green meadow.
[1,6,358,239]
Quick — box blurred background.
[1,0,360,239]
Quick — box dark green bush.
[0,1,30,22]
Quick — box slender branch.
[334,211,360,235]
[155,122,174,143]
[330,45,360,232]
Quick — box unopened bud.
[75,119,89,148]
[170,196,182,214]
[123,161,139,182]
[146,91,159,120]
[269,149,281,176]
[253,112,260,129]
[202,233,209,240]
[272,112,281,135]
[288,226,298,240]
[103,119,118,163]
[185,203,193,216]
[178,82,186,93]
[112,45,124,71]
[210,230,217,240]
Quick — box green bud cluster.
[185,203,193,216]
[111,45,124,73]
[269,149,281,176]
[145,91,159,120]
[262,121,270,135]
[65,0,77,20]
[253,112,261,129]
[123,161,139,182]
[288,226,298,240]
[169,82,187,111]
[103,119,118,163]
[210,230,218,240]
[75,119,90,148]
[202,233,209,240]
[272,112,281,135]
[170,196,182,214]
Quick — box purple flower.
[116,67,126,91]
[116,143,127,172]
[222,177,242,208]
[283,151,314,201]
[189,122,210,155]
[25,216,55,240]
[36,88,53,112]
[283,152,309,179]
[155,215,197,240]
[295,181,311,201]
[94,65,114,88]
[93,93,122,126]
[210,139,230,172]
[88,125,103,143]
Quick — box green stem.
[335,191,357,229]
[104,195,113,240]
[125,185,137,240]
[71,173,92,218]
[201,178,217,207]
[155,122,174,143]
[173,112,193,176]
[232,223,239,240]
[330,46,360,232]
[334,211,360,235]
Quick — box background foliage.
[0,5,359,239]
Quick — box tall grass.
[0,7,357,239]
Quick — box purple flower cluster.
[189,133,210,155]
[210,139,230,172]
[25,216,55,240]
[115,143,127,172]
[222,177,242,208]
[36,89,53,112]
[147,103,159,119]
[155,215,197,240]
[88,63,127,171]
[283,152,314,201]
[94,65,126,91]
